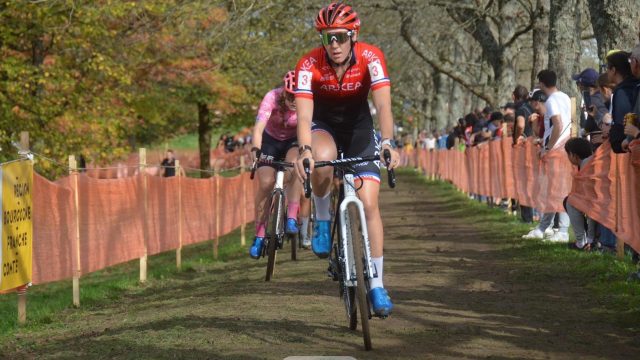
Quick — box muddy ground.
[2,172,639,359]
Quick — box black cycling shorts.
[311,120,381,182]
[258,131,298,168]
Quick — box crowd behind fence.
[412,136,640,254]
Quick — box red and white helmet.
[283,71,296,94]
[315,3,360,32]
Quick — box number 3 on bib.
[368,61,384,83]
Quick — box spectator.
[537,69,572,154]
[572,68,601,130]
[437,128,449,149]
[425,132,436,152]
[501,102,516,117]
[522,83,570,242]
[488,111,504,139]
[471,109,491,145]
[512,85,534,146]
[526,88,547,142]
[563,138,595,251]
[625,43,640,146]
[224,134,236,153]
[160,149,179,177]
[504,114,515,137]
[418,130,427,150]
[606,50,639,153]
[584,73,615,149]
[463,113,477,146]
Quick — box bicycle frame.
[338,173,375,287]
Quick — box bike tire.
[265,191,284,281]
[348,204,372,350]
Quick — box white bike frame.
[338,173,375,287]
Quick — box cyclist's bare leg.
[356,179,383,258]
[310,131,337,199]
[284,147,302,223]
[255,166,276,236]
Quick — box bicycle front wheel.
[348,204,372,350]
[265,190,285,281]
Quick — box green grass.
[410,170,640,326]
[153,133,199,151]
[0,225,252,338]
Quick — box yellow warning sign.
[0,159,33,291]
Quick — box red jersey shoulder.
[356,43,390,90]
[296,48,323,71]
[356,43,386,64]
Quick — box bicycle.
[250,152,299,281]
[303,149,396,351]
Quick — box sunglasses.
[320,31,353,46]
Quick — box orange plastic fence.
[32,174,76,284]
[415,137,640,252]
[29,169,255,285]
[83,146,250,179]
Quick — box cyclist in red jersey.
[249,71,308,258]
[294,3,399,317]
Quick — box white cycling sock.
[314,192,332,221]
[300,216,309,239]
[370,257,384,289]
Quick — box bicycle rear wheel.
[348,204,372,350]
[265,191,285,281]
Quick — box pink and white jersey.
[256,87,297,141]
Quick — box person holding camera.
[573,68,610,149]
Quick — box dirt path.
[3,172,639,359]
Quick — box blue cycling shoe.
[285,218,299,235]
[369,287,393,317]
[249,236,264,259]
[311,220,331,258]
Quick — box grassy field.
[419,175,640,325]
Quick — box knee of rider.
[362,200,380,218]
[259,176,274,191]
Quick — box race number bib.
[368,61,385,82]
[297,71,313,91]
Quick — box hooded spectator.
[606,50,639,153]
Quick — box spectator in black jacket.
[625,44,640,149]
[512,85,533,145]
[573,68,609,143]
[606,50,639,153]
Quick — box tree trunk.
[532,0,550,89]
[449,80,463,128]
[588,0,640,63]
[448,43,465,127]
[548,0,581,98]
[432,71,448,131]
[197,102,212,178]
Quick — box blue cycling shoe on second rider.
[285,218,298,235]
[369,287,393,317]
[312,220,331,258]
[249,236,264,259]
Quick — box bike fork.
[339,174,375,287]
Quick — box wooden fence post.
[17,285,27,324]
[16,133,30,323]
[139,148,148,283]
[615,155,624,259]
[176,159,182,270]
[214,167,220,260]
[240,155,246,247]
[68,155,81,307]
